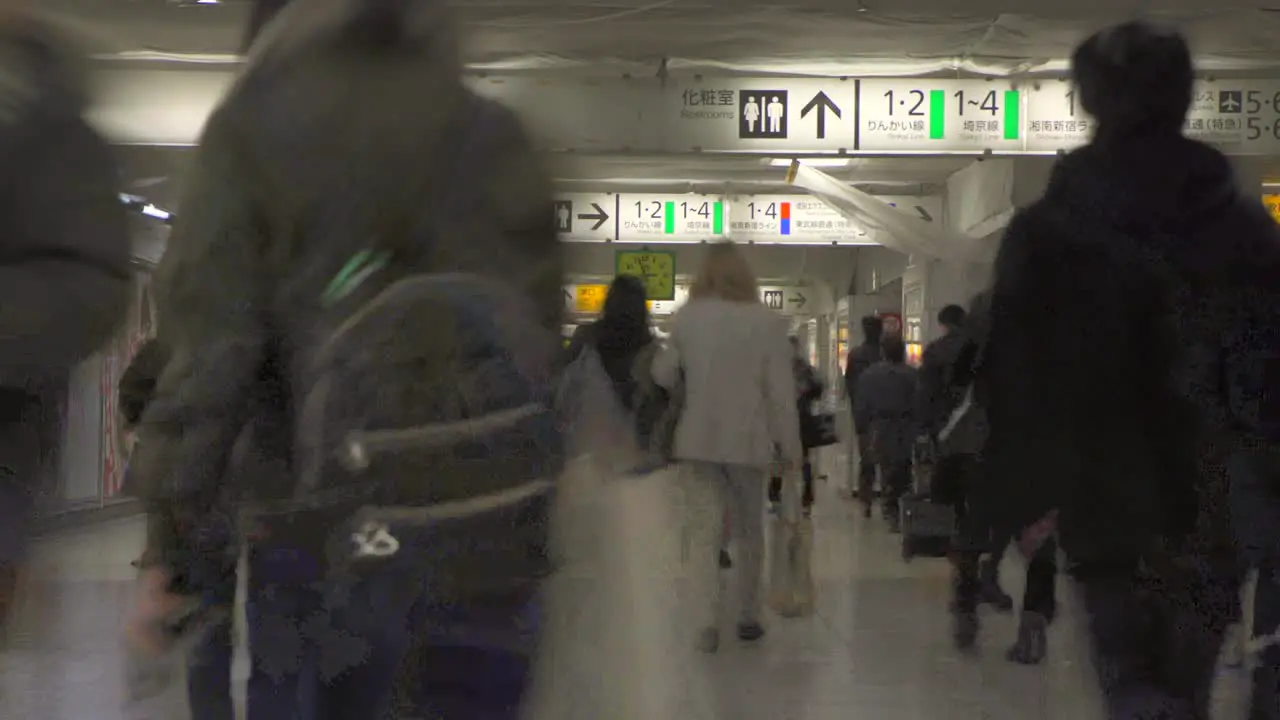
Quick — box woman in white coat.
[652,242,803,653]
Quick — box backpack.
[256,93,562,605]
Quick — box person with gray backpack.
[122,1,562,718]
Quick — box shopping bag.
[768,473,814,618]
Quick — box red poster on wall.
[878,312,903,337]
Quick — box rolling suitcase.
[900,437,955,561]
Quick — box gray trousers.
[681,462,765,631]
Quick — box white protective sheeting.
[788,161,998,263]
[68,0,1280,76]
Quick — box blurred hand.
[124,566,184,657]
[1017,510,1058,558]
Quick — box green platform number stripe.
[712,201,724,235]
[929,89,946,140]
[616,249,676,301]
[663,201,676,234]
[1003,90,1021,140]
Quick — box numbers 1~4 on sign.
[619,195,726,243]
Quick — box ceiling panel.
[42,0,1280,75]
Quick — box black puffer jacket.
[983,132,1280,568]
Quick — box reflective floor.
[0,452,1253,719]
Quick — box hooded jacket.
[129,0,562,570]
[983,131,1280,567]
[0,14,130,489]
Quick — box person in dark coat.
[844,315,884,516]
[768,337,825,515]
[124,0,561,717]
[983,20,1280,718]
[853,335,918,532]
[923,303,1017,614]
[0,10,131,630]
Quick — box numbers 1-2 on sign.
[858,79,1021,152]
[618,194,726,243]
[615,250,677,301]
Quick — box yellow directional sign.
[615,250,676,301]
[1264,194,1280,224]
[574,284,608,314]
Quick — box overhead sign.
[1023,79,1093,152]
[1025,79,1280,154]
[99,67,1280,155]
[858,79,1022,153]
[618,194,727,243]
[729,196,868,244]
[728,194,942,244]
[616,250,677,301]
[759,286,812,314]
[553,193,616,242]
[670,78,857,151]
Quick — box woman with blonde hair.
[652,242,802,652]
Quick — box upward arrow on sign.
[801,92,842,140]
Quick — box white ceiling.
[47,0,1280,75]
[89,0,1280,202]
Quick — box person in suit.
[844,315,884,517]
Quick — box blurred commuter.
[768,337,824,515]
[653,242,801,653]
[844,315,884,515]
[566,275,662,449]
[852,335,917,533]
[123,1,562,719]
[946,292,1056,663]
[0,11,130,631]
[926,301,1015,614]
[983,20,1280,718]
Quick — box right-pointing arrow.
[800,92,842,140]
[787,292,807,309]
[576,202,611,231]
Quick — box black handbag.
[802,411,838,449]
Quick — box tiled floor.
[0,452,1253,719]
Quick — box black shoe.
[737,622,765,642]
[718,549,732,569]
[861,502,873,519]
[1006,612,1048,665]
[886,514,901,534]
[952,606,979,653]
[978,559,1014,612]
[1249,666,1280,720]
[978,582,1014,612]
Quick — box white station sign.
[618,194,728,243]
[729,196,866,244]
[553,193,616,242]
[669,77,857,152]
[729,195,942,244]
[1024,78,1280,154]
[858,78,1023,153]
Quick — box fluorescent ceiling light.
[768,158,850,168]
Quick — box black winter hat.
[1071,21,1194,134]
